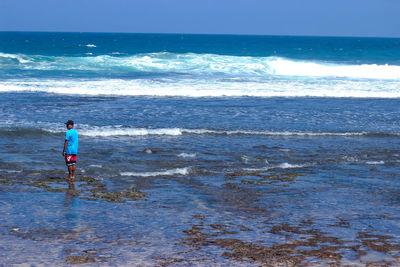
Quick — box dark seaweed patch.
[65,248,111,264]
[180,217,400,266]
[1,175,147,202]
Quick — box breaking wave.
[76,127,397,137]
[1,52,400,80]
[2,51,400,98]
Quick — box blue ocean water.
[1,32,400,265]
[1,32,400,97]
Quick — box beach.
[1,32,400,266]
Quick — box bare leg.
[71,164,76,179]
[67,165,73,179]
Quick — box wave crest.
[72,127,400,137]
[2,126,400,138]
[1,52,400,80]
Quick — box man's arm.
[62,140,68,156]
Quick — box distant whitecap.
[178,153,197,158]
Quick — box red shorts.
[65,154,77,166]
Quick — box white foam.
[144,149,153,154]
[268,57,400,80]
[244,163,308,171]
[277,163,307,169]
[366,160,385,165]
[79,127,370,137]
[89,164,102,168]
[343,156,360,162]
[85,44,96,48]
[120,167,190,177]
[1,78,400,98]
[178,153,197,158]
[0,52,32,64]
[80,127,183,137]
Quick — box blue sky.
[1,0,399,37]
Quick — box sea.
[1,32,400,266]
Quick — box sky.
[0,0,399,37]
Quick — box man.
[62,120,79,180]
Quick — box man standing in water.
[62,120,79,180]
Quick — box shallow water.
[1,93,400,265]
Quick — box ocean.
[1,32,400,265]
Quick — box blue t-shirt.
[65,129,79,155]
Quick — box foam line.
[2,125,399,138]
[69,127,399,137]
[78,127,368,137]
[120,167,190,177]
[1,78,400,98]
[244,163,309,171]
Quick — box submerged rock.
[0,174,147,203]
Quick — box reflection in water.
[63,180,80,229]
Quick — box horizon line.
[1,30,399,39]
